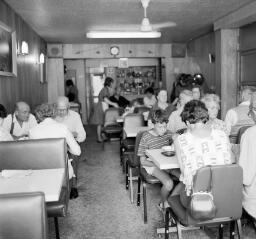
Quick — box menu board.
[116,66,157,95]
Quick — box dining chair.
[135,133,162,223]
[125,130,144,203]
[102,107,123,146]
[236,125,251,144]
[121,113,145,169]
[0,192,48,239]
[0,138,69,239]
[164,164,243,239]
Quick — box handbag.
[188,167,217,220]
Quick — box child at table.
[137,109,174,209]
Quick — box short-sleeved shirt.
[0,126,13,141]
[2,114,37,137]
[98,87,110,102]
[137,130,173,174]
[176,129,232,195]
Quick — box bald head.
[15,101,30,122]
[56,96,69,118]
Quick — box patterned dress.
[207,118,228,135]
[176,129,232,195]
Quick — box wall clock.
[110,46,119,56]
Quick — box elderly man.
[2,101,37,139]
[225,86,255,137]
[55,96,86,143]
[167,89,193,134]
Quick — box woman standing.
[93,77,118,142]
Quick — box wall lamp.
[17,41,29,55]
[39,53,45,64]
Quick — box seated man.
[225,86,254,137]
[167,89,193,134]
[0,104,13,141]
[55,96,86,143]
[29,103,81,199]
[2,101,37,139]
[137,109,174,209]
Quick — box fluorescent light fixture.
[86,31,161,38]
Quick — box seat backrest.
[131,131,145,167]
[104,107,123,126]
[0,138,67,170]
[134,106,150,114]
[123,113,144,129]
[193,164,243,220]
[236,125,251,144]
[0,192,48,239]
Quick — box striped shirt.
[137,130,173,157]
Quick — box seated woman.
[0,104,13,141]
[239,91,256,222]
[174,100,232,206]
[143,87,157,108]
[148,90,176,128]
[201,94,228,135]
[137,109,174,209]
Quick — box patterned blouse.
[207,118,228,135]
[176,129,232,195]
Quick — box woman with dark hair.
[143,87,157,108]
[173,100,232,206]
[92,77,119,142]
[0,104,13,141]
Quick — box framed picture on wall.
[0,20,17,77]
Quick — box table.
[0,168,64,202]
[124,126,149,137]
[146,148,179,170]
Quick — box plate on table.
[161,151,175,157]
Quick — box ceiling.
[5,0,255,44]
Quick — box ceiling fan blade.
[89,24,140,31]
[152,22,177,29]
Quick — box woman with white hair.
[201,93,228,135]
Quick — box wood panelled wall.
[187,32,217,94]
[0,0,47,113]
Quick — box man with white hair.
[225,86,255,137]
[55,96,86,143]
[3,101,37,139]
[167,89,193,134]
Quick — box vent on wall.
[171,43,186,58]
[47,44,63,58]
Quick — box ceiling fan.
[139,0,176,32]
[86,0,176,38]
